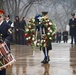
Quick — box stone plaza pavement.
[6,43,76,75]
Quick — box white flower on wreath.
[49,22,52,25]
[32,37,35,41]
[39,22,41,24]
[31,29,35,32]
[37,43,40,46]
[49,30,52,33]
[39,16,45,22]
[48,27,51,30]
[26,38,29,40]
[28,37,31,39]
[52,32,55,35]
[45,23,48,26]
[38,17,42,21]
[47,32,50,35]
[34,40,37,46]
[25,34,27,36]
[43,40,46,42]
[33,35,35,37]
[26,29,29,32]
[38,39,40,42]
[42,16,45,19]
[41,40,44,43]
[32,18,35,22]
[49,37,52,40]
[28,22,31,24]
[44,43,46,47]
[28,25,31,28]
[33,24,35,26]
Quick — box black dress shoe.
[41,57,49,64]
[41,60,48,64]
[47,56,50,61]
[41,60,45,63]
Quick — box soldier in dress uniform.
[5,15,14,29]
[40,12,52,64]
[5,15,14,43]
[0,10,12,75]
[69,13,76,44]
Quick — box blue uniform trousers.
[0,69,6,75]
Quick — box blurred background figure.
[56,30,62,43]
[14,16,20,44]
[62,29,68,43]
[20,17,26,45]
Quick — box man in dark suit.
[0,10,12,75]
[69,13,76,44]
[56,30,62,43]
[62,30,68,43]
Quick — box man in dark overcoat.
[20,17,26,45]
[14,16,20,44]
[56,30,61,43]
[62,30,68,43]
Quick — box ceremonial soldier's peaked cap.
[42,12,48,16]
[0,10,5,15]
[71,13,75,16]
[5,15,10,18]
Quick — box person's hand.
[4,39,8,43]
[16,29,18,31]
[71,25,75,27]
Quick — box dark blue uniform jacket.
[0,21,12,41]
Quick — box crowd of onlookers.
[4,15,26,45]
